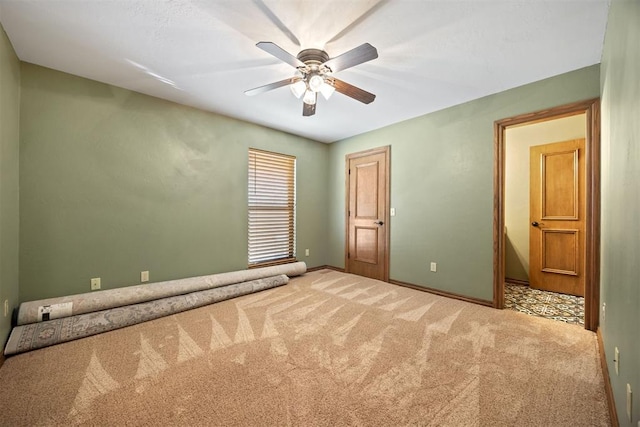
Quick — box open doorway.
[493,99,601,331]
[504,114,586,325]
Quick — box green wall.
[327,65,601,301]
[19,63,329,302]
[6,14,637,420]
[600,0,640,425]
[0,23,20,345]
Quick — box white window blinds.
[248,148,296,266]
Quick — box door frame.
[493,98,600,331]
[344,145,391,282]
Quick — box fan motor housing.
[297,48,329,65]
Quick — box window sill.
[248,258,298,269]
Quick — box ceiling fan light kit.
[245,42,378,117]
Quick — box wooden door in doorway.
[530,139,585,296]
[345,147,390,281]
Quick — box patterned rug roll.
[5,274,289,356]
[17,262,306,325]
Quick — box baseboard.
[597,327,619,427]
[389,279,494,307]
[307,265,345,273]
[505,277,529,286]
[310,268,493,307]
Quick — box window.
[248,148,296,266]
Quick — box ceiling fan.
[245,42,378,116]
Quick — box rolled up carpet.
[17,261,306,325]
[5,274,289,356]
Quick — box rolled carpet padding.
[17,261,306,325]
[5,274,289,356]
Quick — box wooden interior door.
[530,139,585,296]
[346,147,389,281]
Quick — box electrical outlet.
[90,277,101,291]
[614,347,620,375]
[3,299,8,317]
[627,383,632,422]
[141,271,149,282]
[390,208,396,216]
[430,262,437,272]
[305,249,310,257]
[602,302,606,321]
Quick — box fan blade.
[323,43,378,73]
[332,79,376,104]
[245,77,297,96]
[303,100,316,117]
[256,42,304,68]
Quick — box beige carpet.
[0,270,610,426]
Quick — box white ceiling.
[0,0,610,143]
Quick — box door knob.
[374,221,384,226]
[532,221,539,227]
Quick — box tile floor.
[504,282,584,326]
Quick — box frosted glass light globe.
[303,90,316,105]
[290,80,306,98]
[308,74,324,92]
[319,82,335,100]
